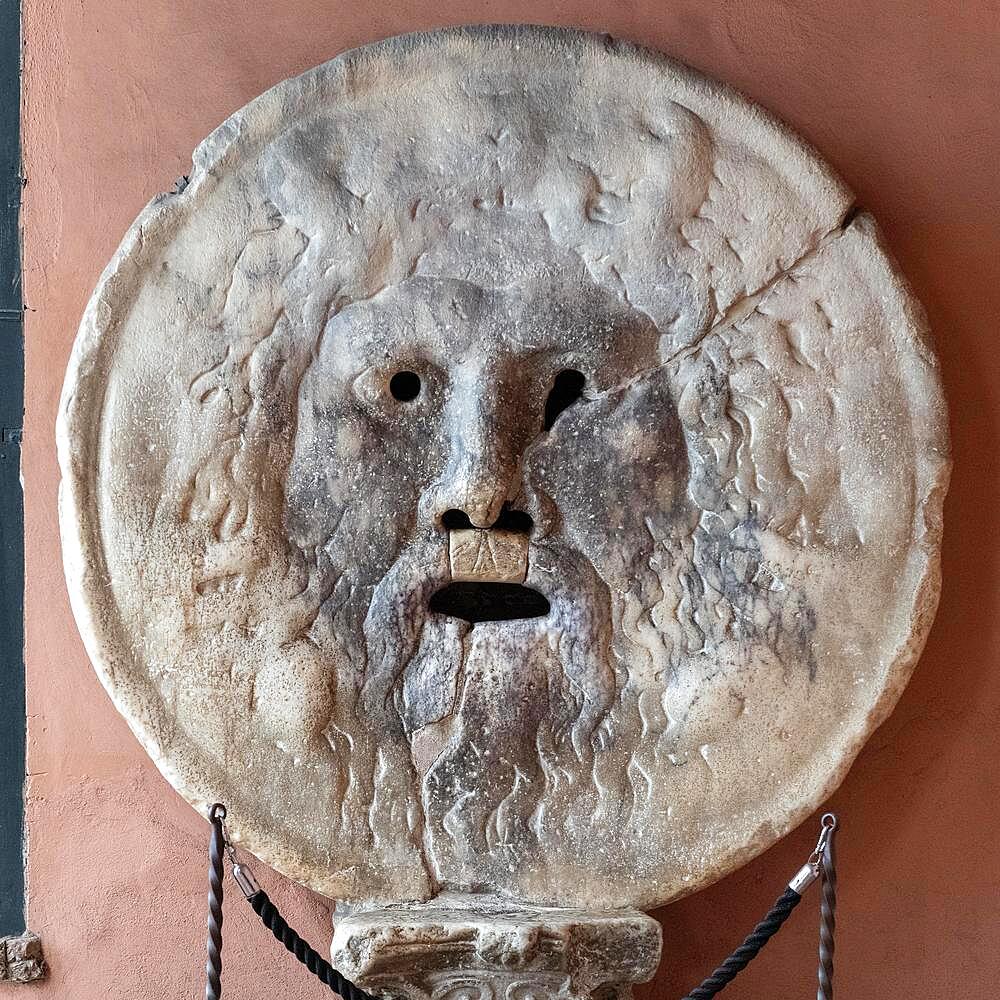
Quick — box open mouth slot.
[429,582,550,624]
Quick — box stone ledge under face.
[0,932,46,983]
[331,895,661,1000]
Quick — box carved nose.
[422,447,518,530]
[428,368,523,529]
[435,442,517,528]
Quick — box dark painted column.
[0,0,24,936]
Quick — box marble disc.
[58,26,949,909]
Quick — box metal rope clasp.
[211,804,261,899]
[788,813,838,894]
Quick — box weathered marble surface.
[331,894,661,1000]
[58,26,949,913]
[0,932,46,983]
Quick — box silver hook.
[789,812,839,893]
[810,813,838,864]
[211,806,261,898]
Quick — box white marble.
[58,23,948,932]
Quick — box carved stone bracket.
[331,895,661,1000]
[0,932,46,983]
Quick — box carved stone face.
[58,26,949,910]
[282,260,707,894]
[287,271,669,551]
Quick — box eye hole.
[543,368,586,430]
[389,370,421,402]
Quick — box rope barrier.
[249,888,375,1000]
[203,806,839,1000]
[679,887,803,1000]
[678,812,838,1000]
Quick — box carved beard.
[290,472,817,897]
[413,543,618,882]
[291,510,622,872]
[298,500,675,892]
[284,357,820,894]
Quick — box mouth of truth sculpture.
[57,23,949,997]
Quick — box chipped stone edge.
[0,932,46,984]
[331,898,663,999]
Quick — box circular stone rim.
[55,23,951,910]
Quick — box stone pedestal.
[330,894,661,1000]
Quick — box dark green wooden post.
[0,0,25,937]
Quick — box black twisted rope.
[248,888,376,1000]
[817,832,837,1000]
[205,804,226,1000]
[679,887,803,1000]
[207,808,837,1000]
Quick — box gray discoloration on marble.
[57,26,949,911]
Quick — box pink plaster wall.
[15,2,1000,998]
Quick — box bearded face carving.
[58,27,948,911]
[283,264,700,892]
